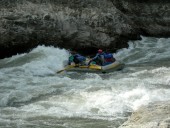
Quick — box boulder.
[120,101,170,128]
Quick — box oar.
[57,65,75,74]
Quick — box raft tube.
[65,61,124,73]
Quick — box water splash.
[114,36,170,64]
[1,37,170,127]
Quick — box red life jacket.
[105,58,113,62]
[104,53,115,62]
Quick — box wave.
[114,36,170,64]
[0,45,69,76]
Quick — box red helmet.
[98,49,103,53]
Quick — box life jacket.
[104,53,115,62]
[69,55,74,62]
[68,55,74,65]
[74,54,86,61]
[98,54,104,61]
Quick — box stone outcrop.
[111,0,170,37]
[0,0,170,58]
[119,101,170,128]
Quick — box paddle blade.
[56,69,65,74]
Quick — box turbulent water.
[1,36,170,128]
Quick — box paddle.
[56,65,75,74]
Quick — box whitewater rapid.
[0,36,170,128]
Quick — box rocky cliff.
[0,0,170,58]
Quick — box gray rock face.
[0,0,170,58]
[119,101,170,128]
[112,0,170,36]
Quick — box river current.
[0,36,170,128]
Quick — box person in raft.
[88,49,105,66]
[88,49,116,66]
[68,51,86,66]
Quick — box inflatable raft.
[64,61,124,73]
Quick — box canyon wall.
[0,0,170,58]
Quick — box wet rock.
[119,101,170,128]
[111,0,170,37]
[0,0,170,58]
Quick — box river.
[0,36,170,128]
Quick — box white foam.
[0,45,69,76]
[22,46,69,76]
[1,37,170,121]
[114,36,170,64]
